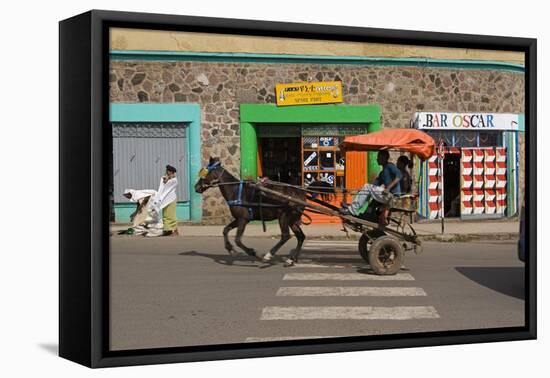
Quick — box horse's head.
[194,157,225,193]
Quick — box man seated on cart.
[340,150,402,227]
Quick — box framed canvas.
[59,10,536,368]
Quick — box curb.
[276,233,519,242]
[418,232,518,243]
[111,228,518,243]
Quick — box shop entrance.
[257,132,364,224]
[259,137,301,185]
[239,104,383,224]
[443,153,461,217]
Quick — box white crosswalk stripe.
[276,286,427,297]
[302,247,357,251]
[299,240,362,265]
[283,272,415,281]
[305,241,358,245]
[292,263,346,269]
[300,247,358,251]
[246,241,439,341]
[304,244,357,248]
[245,336,339,342]
[302,241,358,251]
[300,254,364,263]
[261,306,440,320]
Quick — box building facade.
[109,32,525,224]
[413,112,523,219]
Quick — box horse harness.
[226,181,255,219]
[205,161,281,222]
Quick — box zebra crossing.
[245,240,439,342]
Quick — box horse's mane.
[219,168,239,183]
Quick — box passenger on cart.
[340,150,402,228]
[396,155,413,194]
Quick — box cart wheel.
[358,230,386,263]
[368,236,404,275]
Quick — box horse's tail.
[307,180,335,202]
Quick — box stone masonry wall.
[110,60,525,224]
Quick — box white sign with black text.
[412,112,519,131]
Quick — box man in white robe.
[149,164,179,237]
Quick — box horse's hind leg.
[223,219,238,255]
[286,217,306,266]
[262,213,292,262]
[234,217,258,258]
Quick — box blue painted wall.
[110,103,202,223]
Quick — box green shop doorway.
[240,104,382,223]
[259,135,301,185]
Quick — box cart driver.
[340,150,402,223]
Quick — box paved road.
[110,235,525,351]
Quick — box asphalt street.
[109,234,525,351]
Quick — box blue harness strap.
[207,161,221,172]
[208,162,253,218]
[226,181,254,219]
[226,181,243,206]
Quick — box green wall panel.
[240,104,381,180]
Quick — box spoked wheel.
[367,236,404,275]
[358,230,386,263]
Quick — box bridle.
[198,161,226,190]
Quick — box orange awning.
[340,129,436,160]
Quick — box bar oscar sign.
[275,81,343,106]
[412,112,520,131]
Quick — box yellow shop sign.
[275,81,343,106]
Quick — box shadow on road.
[455,267,525,300]
[178,250,275,268]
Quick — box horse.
[194,157,333,266]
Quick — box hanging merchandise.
[460,147,507,218]
[472,149,485,215]
[427,155,441,219]
[496,147,507,215]
[484,149,497,215]
[461,149,474,215]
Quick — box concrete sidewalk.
[111,219,519,242]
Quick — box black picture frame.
[59,9,537,368]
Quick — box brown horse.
[194,157,333,266]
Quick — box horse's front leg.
[285,214,306,267]
[262,212,291,263]
[234,217,258,258]
[223,219,238,255]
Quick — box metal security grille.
[112,122,189,203]
[256,123,371,137]
[257,123,301,137]
[112,123,187,138]
[301,123,370,136]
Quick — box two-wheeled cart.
[252,129,436,275]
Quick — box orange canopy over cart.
[340,129,436,160]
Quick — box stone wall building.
[109,30,525,224]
